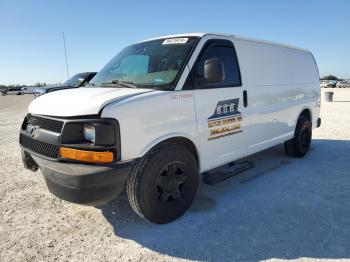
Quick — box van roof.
[141,33,309,52]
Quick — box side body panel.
[232,38,320,154]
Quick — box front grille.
[20,134,59,159]
[28,115,63,133]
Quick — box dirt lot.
[1,89,350,262]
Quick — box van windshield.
[89,37,198,90]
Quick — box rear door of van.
[186,39,249,171]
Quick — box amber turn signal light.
[59,147,114,163]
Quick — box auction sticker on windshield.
[163,38,188,45]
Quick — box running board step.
[202,161,255,185]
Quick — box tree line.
[321,75,342,81]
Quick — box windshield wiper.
[101,80,138,89]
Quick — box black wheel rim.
[300,126,311,151]
[156,161,189,206]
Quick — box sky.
[0,0,349,85]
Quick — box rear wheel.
[284,116,312,158]
[127,143,199,224]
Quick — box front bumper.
[22,150,134,205]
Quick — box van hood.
[28,87,153,117]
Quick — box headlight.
[83,124,95,142]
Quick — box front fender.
[101,90,199,164]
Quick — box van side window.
[196,45,241,88]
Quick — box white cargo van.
[20,33,321,224]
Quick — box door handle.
[243,90,248,107]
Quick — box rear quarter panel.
[232,38,320,153]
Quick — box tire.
[284,116,312,158]
[127,142,199,224]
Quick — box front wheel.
[284,116,312,158]
[127,143,199,224]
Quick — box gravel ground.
[0,89,350,262]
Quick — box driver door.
[189,39,249,172]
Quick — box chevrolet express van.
[20,33,321,224]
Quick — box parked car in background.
[336,80,350,88]
[20,87,37,94]
[320,80,328,88]
[0,88,7,95]
[320,80,337,88]
[34,72,97,97]
[1,87,23,95]
[326,80,337,88]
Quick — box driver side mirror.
[199,58,225,84]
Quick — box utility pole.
[62,32,70,81]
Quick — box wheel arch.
[140,134,200,168]
[296,107,312,124]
